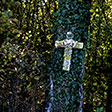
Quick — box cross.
[55,32,83,71]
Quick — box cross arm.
[74,41,83,49]
[55,39,83,49]
[55,40,64,48]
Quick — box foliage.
[0,37,45,111]
[0,0,58,111]
[84,0,112,111]
[0,0,21,46]
[0,0,112,112]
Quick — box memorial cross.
[55,32,83,71]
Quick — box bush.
[0,37,45,111]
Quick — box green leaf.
[96,107,103,112]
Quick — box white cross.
[55,32,83,71]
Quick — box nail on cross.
[55,32,83,71]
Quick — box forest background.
[0,0,112,112]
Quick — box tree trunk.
[46,0,92,111]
